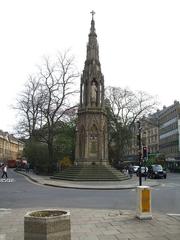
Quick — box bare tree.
[15,75,42,138]
[37,52,79,165]
[105,86,158,162]
[16,51,79,170]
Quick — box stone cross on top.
[90,10,95,20]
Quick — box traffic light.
[143,146,147,158]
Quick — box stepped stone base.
[52,165,129,181]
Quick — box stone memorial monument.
[75,11,108,166]
[52,12,128,181]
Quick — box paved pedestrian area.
[0,208,179,240]
[16,170,159,190]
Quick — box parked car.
[136,166,148,177]
[148,164,166,179]
[133,165,139,173]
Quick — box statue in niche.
[91,81,97,105]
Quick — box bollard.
[136,186,152,220]
[24,209,71,240]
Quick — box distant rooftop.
[0,129,24,144]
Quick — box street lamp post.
[143,145,148,181]
[142,129,149,181]
[137,121,142,186]
[144,155,147,181]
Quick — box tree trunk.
[47,137,54,173]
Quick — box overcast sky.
[0,0,180,133]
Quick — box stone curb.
[15,170,160,190]
[43,182,160,190]
[15,170,39,183]
[43,183,136,190]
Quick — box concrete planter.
[24,209,71,240]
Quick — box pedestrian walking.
[25,163,30,173]
[128,165,133,178]
[1,164,8,178]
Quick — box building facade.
[127,100,180,163]
[141,113,159,155]
[75,12,108,166]
[0,130,24,162]
[127,113,159,162]
[159,101,180,161]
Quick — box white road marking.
[158,183,180,188]
[167,213,180,216]
[0,208,11,217]
[0,208,11,211]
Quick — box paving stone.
[97,234,118,240]
[114,233,135,239]
[0,234,6,240]
[78,234,99,240]
[131,237,169,240]
[0,208,180,240]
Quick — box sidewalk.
[0,207,180,240]
[15,170,160,190]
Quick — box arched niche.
[91,79,97,106]
[89,124,98,158]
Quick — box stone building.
[159,101,180,161]
[141,112,160,155]
[127,101,180,165]
[0,130,24,162]
[126,112,160,163]
[75,12,108,166]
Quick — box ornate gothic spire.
[86,10,99,61]
[80,11,104,109]
[90,10,96,34]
